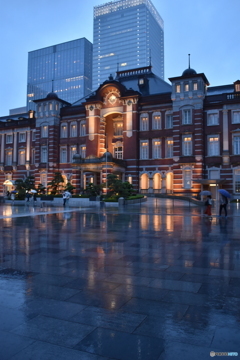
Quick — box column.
[161,174,166,194]
[1,134,4,164]
[13,130,17,164]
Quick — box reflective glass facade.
[27,38,92,110]
[93,0,164,90]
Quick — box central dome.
[182,68,197,76]
[46,92,59,100]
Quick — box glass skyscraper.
[93,0,164,90]
[27,38,92,110]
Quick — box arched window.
[61,123,68,138]
[140,113,149,131]
[152,112,161,130]
[70,122,77,137]
[41,124,48,138]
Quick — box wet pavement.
[0,198,240,360]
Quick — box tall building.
[92,0,164,90]
[27,38,93,111]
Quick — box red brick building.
[1,65,240,199]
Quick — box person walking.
[62,191,71,206]
[219,194,228,217]
[204,195,212,218]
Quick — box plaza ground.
[0,198,240,360]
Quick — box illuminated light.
[120,63,127,66]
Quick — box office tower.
[27,38,93,110]
[92,0,164,90]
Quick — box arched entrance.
[153,173,162,193]
[166,172,173,193]
[140,173,149,193]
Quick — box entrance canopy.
[193,179,226,185]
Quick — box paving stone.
[75,327,164,360]
[11,315,95,348]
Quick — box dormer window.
[235,83,240,92]
[184,83,189,92]
[176,84,181,93]
[193,82,198,91]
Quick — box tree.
[14,176,36,200]
[47,172,64,194]
[64,182,75,194]
[85,183,102,197]
[104,174,134,198]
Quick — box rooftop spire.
[188,54,191,69]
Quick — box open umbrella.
[218,189,231,198]
[30,189,37,193]
[200,191,211,196]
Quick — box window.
[31,149,35,164]
[80,121,86,136]
[55,103,59,111]
[182,109,192,124]
[19,132,26,142]
[114,122,123,136]
[80,145,86,158]
[165,114,173,129]
[38,104,42,112]
[40,173,47,188]
[234,169,240,193]
[61,124,67,138]
[183,169,192,189]
[152,139,161,159]
[140,114,149,131]
[60,147,67,163]
[182,135,192,156]
[208,136,219,156]
[152,113,161,130]
[193,82,198,91]
[232,111,240,124]
[70,146,77,162]
[176,84,180,93]
[209,169,220,179]
[166,138,173,158]
[49,103,53,111]
[6,150,12,165]
[70,123,77,137]
[184,83,189,92]
[18,150,25,165]
[41,146,48,163]
[207,113,219,126]
[235,83,240,92]
[114,146,123,159]
[44,104,47,112]
[233,135,240,155]
[140,140,149,159]
[139,78,144,85]
[6,134,13,144]
[41,125,48,138]
[32,132,36,141]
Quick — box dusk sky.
[1,0,240,116]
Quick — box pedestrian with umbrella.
[218,189,231,217]
[62,190,71,207]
